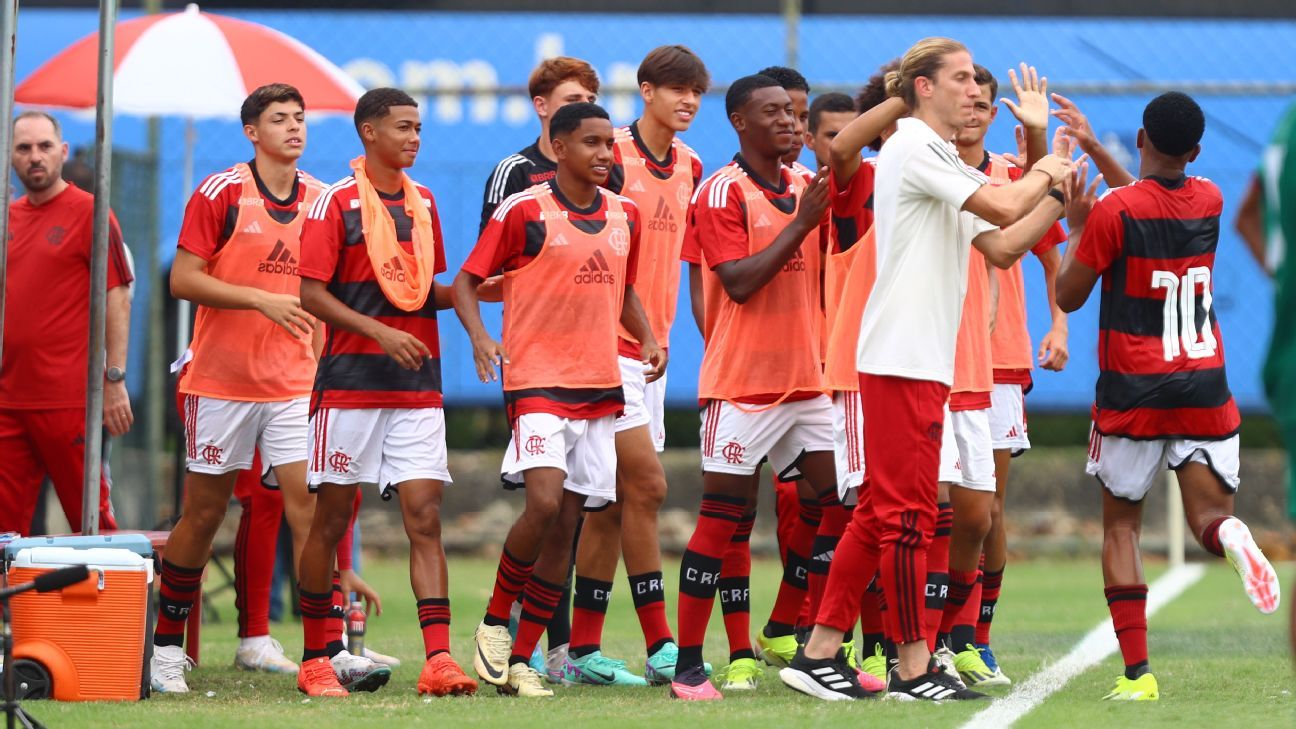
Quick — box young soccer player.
[151,85,325,693]
[668,74,838,702]
[1056,92,1281,701]
[562,45,708,687]
[480,57,600,232]
[297,87,476,698]
[784,38,1071,703]
[455,102,665,699]
[478,55,600,679]
[804,93,856,171]
[954,65,1070,686]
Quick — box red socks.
[570,576,613,657]
[923,502,953,651]
[977,567,1003,645]
[766,499,818,634]
[1105,584,1149,678]
[628,571,673,654]
[417,597,451,658]
[155,559,203,649]
[486,547,535,626]
[512,576,563,664]
[676,494,746,670]
[719,512,756,661]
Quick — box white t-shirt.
[856,117,998,385]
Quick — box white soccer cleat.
[1218,517,1281,614]
[151,644,194,694]
[473,621,513,686]
[234,637,299,674]
[931,645,968,689]
[329,649,392,692]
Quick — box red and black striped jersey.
[299,175,447,412]
[1075,174,1239,440]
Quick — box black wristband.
[1047,189,1065,205]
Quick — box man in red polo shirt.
[0,111,133,534]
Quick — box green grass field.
[21,556,1296,728]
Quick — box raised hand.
[1001,124,1030,168]
[1001,62,1049,132]
[1050,92,1097,150]
[1063,160,1104,231]
[1031,153,1073,186]
[796,167,831,229]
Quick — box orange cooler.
[8,546,153,701]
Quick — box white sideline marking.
[959,564,1205,729]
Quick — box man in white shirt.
[779,36,1070,703]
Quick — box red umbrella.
[16,3,362,118]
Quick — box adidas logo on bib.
[629,179,647,193]
[574,250,616,285]
[754,213,773,228]
[242,220,264,235]
[256,240,298,275]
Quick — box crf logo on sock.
[684,567,719,586]
[719,586,749,603]
[328,450,352,474]
[162,603,191,619]
[201,443,224,465]
[721,441,745,464]
[634,577,664,594]
[525,435,546,455]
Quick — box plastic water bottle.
[346,600,366,658]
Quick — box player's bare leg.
[273,460,316,571]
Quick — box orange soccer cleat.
[417,653,480,697]
[297,656,349,697]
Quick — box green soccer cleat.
[561,650,648,687]
[756,630,798,668]
[859,642,888,685]
[1102,672,1158,701]
[953,644,1009,688]
[644,641,711,685]
[716,657,763,690]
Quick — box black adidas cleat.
[779,649,876,702]
[887,659,988,702]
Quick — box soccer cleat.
[1218,517,1281,615]
[756,630,798,668]
[502,662,554,697]
[975,643,1011,685]
[363,645,402,668]
[417,653,479,696]
[859,642,888,686]
[150,644,193,694]
[953,644,1009,688]
[779,649,873,701]
[561,650,649,686]
[473,621,513,686]
[528,645,546,679]
[234,637,298,674]
[887,660,988,702]
[1102,672,1159,701]
[330,649,391,692]
[716,657,762,690]
[669,665,722,701]
[644,641,712,685]
[932,644,968,689]
[297,656,348,697]
[841,639,860,670]
[544,643,569,684]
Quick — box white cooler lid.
[12,546,152,574]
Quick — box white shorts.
[938,406,997,492]
[832,390,866,499]
[988,383,1031,452]
[700,396,834,478]
[502,413,617,502]
[307,407,452,497]
[615,355,667,452]
[183,395,308,475]
[1085,428,1240,502]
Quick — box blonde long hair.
[884,37,969,108]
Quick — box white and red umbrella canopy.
[15,3,362,119]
